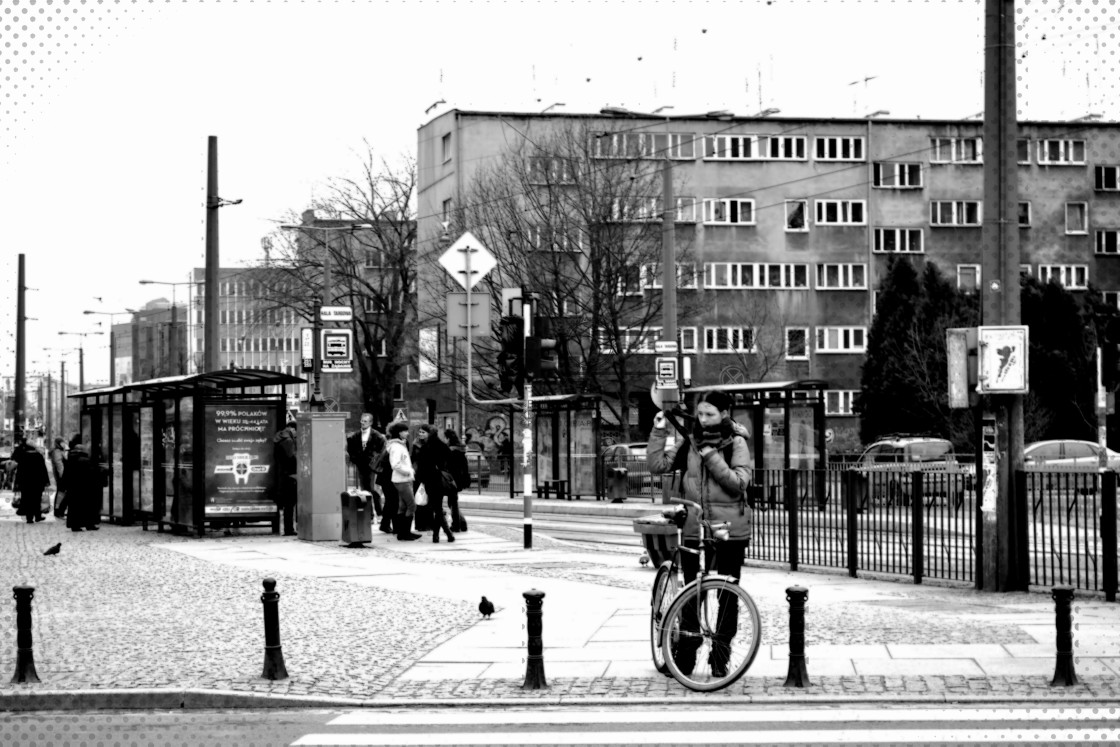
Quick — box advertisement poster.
[203,403,275,515]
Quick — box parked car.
[849,435,969,507]
[463,443,491,488]
[1024,440,1120,471]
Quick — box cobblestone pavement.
[1,491,1118,710]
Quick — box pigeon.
[479,596,495,619]
[43,543,61,556]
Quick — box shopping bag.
[415,483,429,507]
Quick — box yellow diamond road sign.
[439,231,496,291]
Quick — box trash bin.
[632,514,679,566]
[608,467,629,503]
[340,490,373,546]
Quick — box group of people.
[347,414,470,543]
[273,412,471,543]
[11,435,105,532]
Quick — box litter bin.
[340,489,373,546]
[608,467,629,503]
[632,514,679,566]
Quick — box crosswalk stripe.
[292,727,1117,746]
[327,707,1118,727]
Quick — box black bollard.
[522,589,548,690]
[1050,584,1077,687]
[784,585,811,687]
[11,585,40,684]
[260,578,289,681]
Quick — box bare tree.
[435,121,697,435]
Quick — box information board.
[202,402,276,515]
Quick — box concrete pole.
[980,0,1025,592]
[59,361,66,440]
[659,137,680,410]
[15,254,26,442]
[204,136,220,374]
[522,296,535,549]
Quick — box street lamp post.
[56,331,104,392]
[139,280,194,376]
[82,309,135,387]
[279,221,373,411]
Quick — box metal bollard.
[11,585,40,684]
[1050,584,1077,686]
[783,585,811,687]
[260,578,289,680]
[522,589,548,690]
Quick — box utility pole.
[980,0,1026,592]
[204,136,220,374]
[521,294,535,549]
[15,254,26,443]
[59,361,66,441]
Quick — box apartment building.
[416,110,1120,446]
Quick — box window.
[703,198,756,225]
[644,262,698,289]
[1018,202,1032,227]
[364,249,383,268]
[826,390,858,416]
[704,327,756,353]
[873,162,923,188]
[957,265,981,293]
[816,263,867,290]
[1103,291,1120,309]
[874,227,924,253]
[528,225,580,252]
[219,310,228,324]
[703,134,806,161]
[1038,139,1086,165]
[1038,264,1089,289]
[1097,231,1120,255]
[527,157,576,184]
[441,198,452,222]
[617,266,642,296]
[679,327,698,353]
[1020,264,1032,276]
[219,338,228,353]
[815,200,866,225]
[930,200,981,226]
[674,196,698,223]
[786,328,809,360]
[930,137,982,163]
[785,200,808,232]
[703,262,809,289]
[1017,138,1031,164]
[441,133,452,163]
[1066,202,1088,234]
[594,132,695,159]
[1096,165,1120,191]
[816,326,866,353]
[815,136,865,161]
[599,327,660,354]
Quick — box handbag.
[439,468,458,495]
[414,483,429,507]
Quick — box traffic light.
[497,315,524,393]
[525,316,560,381]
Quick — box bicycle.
[650,497,762,691]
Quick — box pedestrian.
[345,412,386,519]
[273,417,298,536]
[386,421,421,541]
[12,437,49,523]
[413,424,455,543]
[64,434,105,532]
[443,429,470,532]
[646,391,753,677]
[409,426,433,532]
[49,438,68,518]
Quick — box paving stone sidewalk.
[0,492,1118,710]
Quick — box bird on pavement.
[479,596,495,619]
[43,543,61,556]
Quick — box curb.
[2,688,1119,712]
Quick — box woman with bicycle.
[647,390,753,680]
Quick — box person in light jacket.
[387,421,421,541]
[646,390,753,677]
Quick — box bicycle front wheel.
[660,576,761,692]
[649,559,680,675]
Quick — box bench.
[536,478,570,501]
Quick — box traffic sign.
[321,329,353,373]
[320,306,353,322]
[301,328,314,372]
[654,341,678,354]
[655,357,678,381]
[439,231,496,291]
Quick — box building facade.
[416,109,1120,447]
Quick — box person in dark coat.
[64,435,105,531]
[49,438,67,518]
[13,438,49,523]
[273,418,298,536]
[443,429,470,532]
[345,412,386,518]
[412,424,455,543]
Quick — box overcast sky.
[1,0,1116,385]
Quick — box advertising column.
[203,403,275,517]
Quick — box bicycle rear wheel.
[660,576,761,692]
[649,559,680,675]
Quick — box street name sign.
[320,306,353,322]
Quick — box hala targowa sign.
[204,403,275,516]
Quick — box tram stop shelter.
[69,368,306,536]
[526,394,602,501]
[683,380,830,508]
